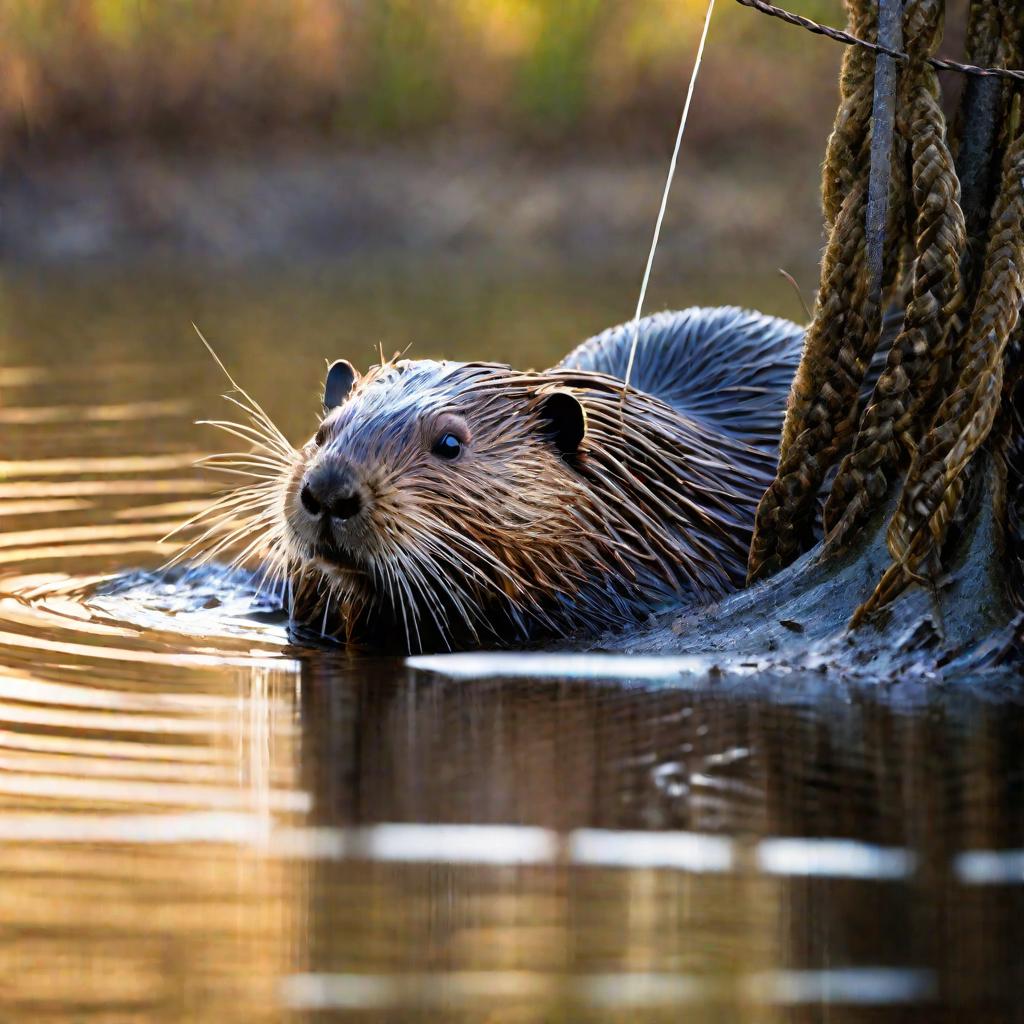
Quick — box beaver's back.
[557,307,805,458]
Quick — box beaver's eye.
[314,425,328,447]
[432,433,462,460]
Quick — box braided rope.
[747,190,867,579]
[748,0,901,583]
[821,0,876,228]
[824,0,966,546]
[854,130,1024,624]
[964,0,1003,76]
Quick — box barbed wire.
[735,0,1024,84]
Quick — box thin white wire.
[622,0,717,391]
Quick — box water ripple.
[0,340,1020,1022]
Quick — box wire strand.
[622,0,717,392]
[735,0,1024,84]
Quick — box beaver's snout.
[300,462,363,522]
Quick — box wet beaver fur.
[274,307,807,652]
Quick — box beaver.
[237,306,805,653]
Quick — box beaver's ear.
[537,391,586,458]
[324,359,359,411]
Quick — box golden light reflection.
[0,260,1014,1020]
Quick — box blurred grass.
[0,0,846,153]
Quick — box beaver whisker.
[390,558,429,652]
[224,538,277,578]
[172,527,258,573]
[193,324,294,459]
[407,541,489,642]
[320,590,332,638]
[251,546,289,604]
[226,520,286,573]
[161,486,269,547]
[391,559,425,650]
[214,488,280,519]
[219,392,294,448]
[198,466,283,483]
[178,505,276,557]
[260,542,291,590]
[199,451,294,473]
[275,570,290,607]
[187,512,279,571]
[176,332,302,588]
[161,496,276,566]
[395,553,458,649]
[215,404,291,464]
[375,558,415,652]
[365,554,396,622]
[198,462,284,479]
[177,493,281,559]
[180,480,280,527]
[407,542,494,633]
[179,474,278,515]
[197,420,295,464]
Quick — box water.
[1,265,1023,1022]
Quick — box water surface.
[1,266,1023,1022]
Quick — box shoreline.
[1,141,825,278]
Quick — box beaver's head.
[282,357,609,650]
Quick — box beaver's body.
[558,307,804,456]
[267,307,805,652]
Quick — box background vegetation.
[2,0,845,155]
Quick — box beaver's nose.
[300,464,363,521]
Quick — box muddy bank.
[0,141,824,276]
[604,478,1021,685]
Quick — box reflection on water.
[1,267,1023,1022]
